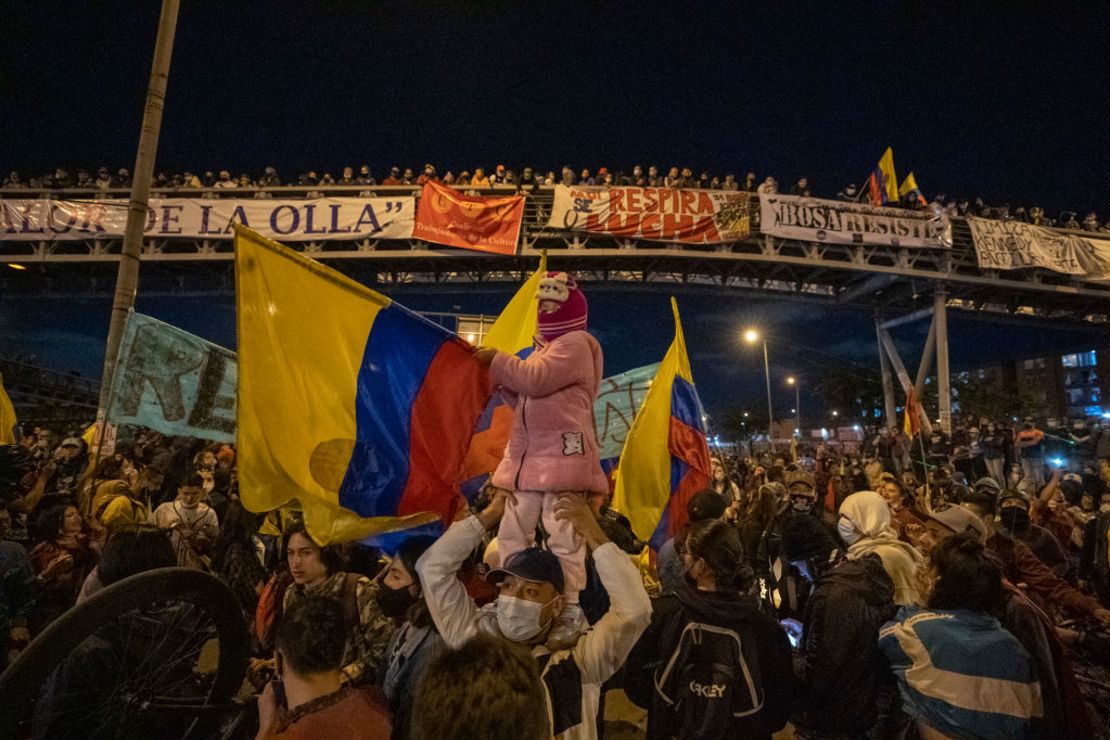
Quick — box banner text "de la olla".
[0,197,416,241]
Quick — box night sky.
[3,2,1110,422]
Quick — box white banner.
[967,216,1110,279]
[0,197,415,241]
[546,185,750,244]
[759,193,952,248]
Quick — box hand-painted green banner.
[595,363,659,461]
[105,313,655,453]
[107,312,236,442]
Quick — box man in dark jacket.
[624,520,793,739]
[998,491,1071,580]
[781,515,897,739]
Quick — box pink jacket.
[489,330,609,494]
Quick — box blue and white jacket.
[879,605,1042,740]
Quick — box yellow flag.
[481,252,546,353]
[898,172,920,197]
[878,147,899,203]
[0,374,17,444]
[81,423,97,450]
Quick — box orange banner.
[413,181,524,255]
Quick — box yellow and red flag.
[903,387,922,438]
[868,147,899,206]
[612,299,711,549]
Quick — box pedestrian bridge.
[2,186,1108,326]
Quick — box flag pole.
[96,0,180,423]
[918,432,932,512]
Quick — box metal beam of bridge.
[3,188,1109,326]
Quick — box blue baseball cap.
[486,547,564,593]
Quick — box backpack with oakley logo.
[652,619,764,739]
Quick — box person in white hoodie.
[837,490,924,606]
[416,489,651,740]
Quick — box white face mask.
[837,517,860,545]
[496,594,555,642]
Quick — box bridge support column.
[876,316,897,427]
[914,316,937,401]
[934,284,951,434]
[877,328,934,437]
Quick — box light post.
[785,377,803,452]
[744,329,774,450]
[786,375,801,437]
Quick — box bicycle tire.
[0,567,248,739]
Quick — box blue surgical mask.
[496,594,555,642]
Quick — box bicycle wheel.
[0,567,249,740]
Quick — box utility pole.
[96,0,181,415]
[762,339,774,450]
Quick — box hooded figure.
[838,490,924,605]
[781,514,896,737]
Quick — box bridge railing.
[0,355,100,408]
[2,186,1107,292]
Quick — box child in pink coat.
[474,272,608,646]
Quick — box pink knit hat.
[537,271,588,341]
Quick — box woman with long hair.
[709,456,741,504]
[28,500,98,632]
[376,535,444,739]
[737,482,783,575]
[211,499,267,622]
[880,534,1042,739]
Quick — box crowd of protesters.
[3,412,1110,738]
[4,164,1108,232]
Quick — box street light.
[743,328,774,449]
[786,375,801,439]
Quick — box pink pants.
[497,491,586,602]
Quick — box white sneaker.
[546,603,585,650]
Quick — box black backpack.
[652,619,764,739]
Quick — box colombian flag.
[868,147,899,206]
[235,226,491,544]
[899,172,928,207]
[612,298,711,550]
[458,253,547,500]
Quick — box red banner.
[413,181,524,255]
[547,185,750,244]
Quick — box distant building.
[1060,350,1103,419]
[1016,355,1069,420]
[961,347,1107,423]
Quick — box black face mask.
[790,495,815,515]
[375,581,419,619]
[1000,507,1031,533]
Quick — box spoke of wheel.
[126,602,196,684]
